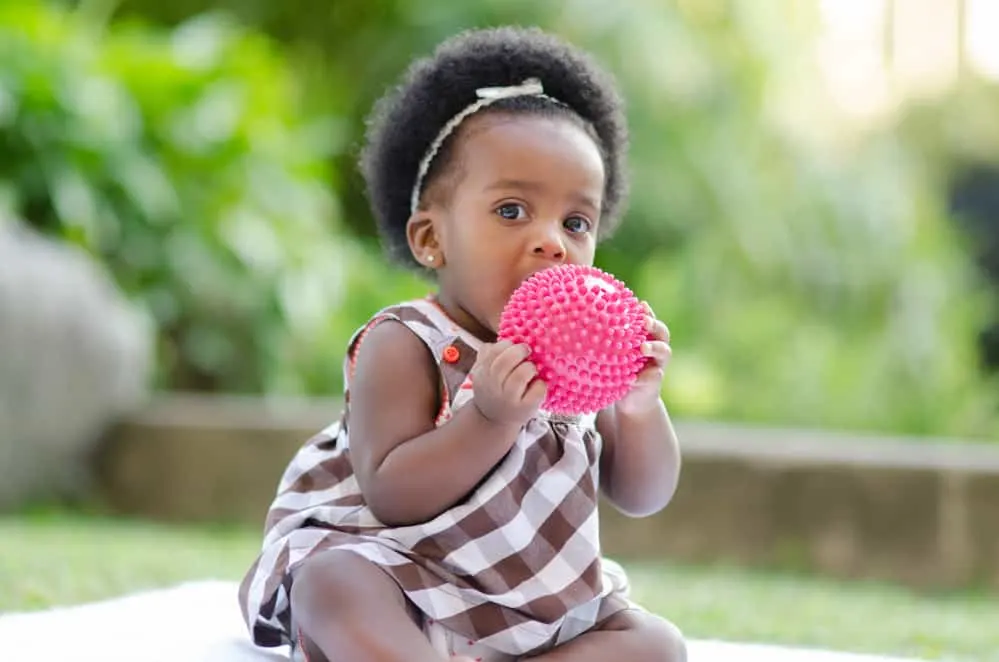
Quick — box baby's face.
[432,113,606,341]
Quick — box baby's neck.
[432,293,497,343]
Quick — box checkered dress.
[238,298,631,657]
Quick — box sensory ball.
[498,264,649,415]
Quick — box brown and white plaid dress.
[238,297,633,660]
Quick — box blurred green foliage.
[11,0,999,438]
[0,2,354,392]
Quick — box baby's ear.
[406,211,444,268]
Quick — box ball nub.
[498,264,649,415]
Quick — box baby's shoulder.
[345,298,441,375]
[352,297,454,345]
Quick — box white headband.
[409,78,562,215]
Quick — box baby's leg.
[290,550,469,662]
[525,609,686,662]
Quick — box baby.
[239,26,685,662]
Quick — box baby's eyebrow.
[485,178,544,193]
[484,179,599,211]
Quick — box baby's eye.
[564,216,592,234]
[496,203,527,220]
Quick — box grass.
[2,511,998,661]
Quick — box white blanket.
[0,581,922,662]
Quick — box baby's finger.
[640,340,672,366]
[469,344,491,380]
[475,340,512,371]
[634,361,666,385]
[523,377,548,409]
[474,340,496,363]
[647,319,670,343]
[491,342,532,378]
[504,359,539,396]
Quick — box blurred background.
[6,0,999,435]
[3,0,999,659]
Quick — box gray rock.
[0,220,154,510]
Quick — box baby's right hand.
[469,340,546,426]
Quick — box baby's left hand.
[614,302,671,416]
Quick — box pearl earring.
[426,255,435,263]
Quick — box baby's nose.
[531,227,566,261]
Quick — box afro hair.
[359,26,630,269]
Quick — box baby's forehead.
[452,113,606,185]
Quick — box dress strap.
[343,298,479,423]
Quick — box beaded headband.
[409,78,565,215]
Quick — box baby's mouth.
[515,265,557,288]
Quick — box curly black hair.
[359,26,630,269]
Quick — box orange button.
[442,345,460,363]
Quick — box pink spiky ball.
[498,264,649,416]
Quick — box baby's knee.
[631,612,687,662]
[290,551,371,618]
[656,617,687,662]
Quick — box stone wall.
[95,394,999,591]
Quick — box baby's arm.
[348,321,541,526]
[596,401,681,517]
[595,307,681,517]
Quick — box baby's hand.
[470,340,546,426]
[614,301,671,416]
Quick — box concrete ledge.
[95,393,999,591]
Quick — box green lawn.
[2,512,997,661]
